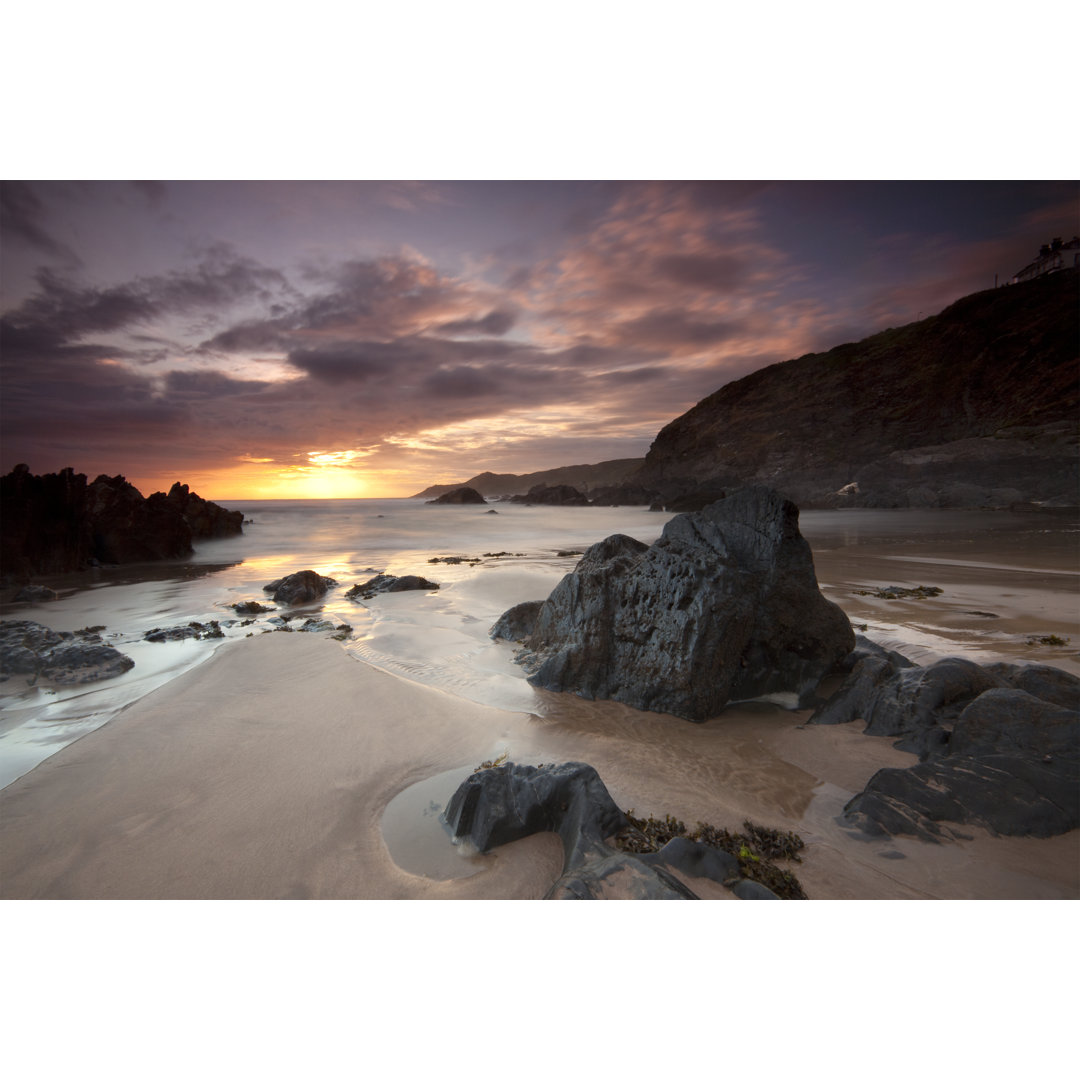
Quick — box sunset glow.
[3,181,1076,498]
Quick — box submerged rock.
[0,619,133,684]
[262,570,339,605]
[345,574,439,600]
[497,486,853,721]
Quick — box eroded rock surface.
[497,486,853,721]
[344,574,439,600]
[818,645,1080,840]
[263,570,339,605]
[0,619,134,685]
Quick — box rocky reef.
[345,574,440,600]
[0,619,134,685]
[1,465,243,581]
[509,483,590,506]
[493,486,853,721]
[813,638,1080,840]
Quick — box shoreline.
[2,631,1076,900]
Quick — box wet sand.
[3,631,1076,900]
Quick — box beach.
[3,625,1076,900]
[1,501,1077,900]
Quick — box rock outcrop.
[0,620,134,685]
[509,484,590,506]
[815,645,1080,840]
[426,487,486,505]
[444,761,792,899]
[635,271,1079,509]
[496,486,853,721]
[262,570,339,605]
[1,465,243,581]
[345,574,439,600]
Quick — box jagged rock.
[829,652,1080,840]
[1,464,242,579]
[344,574,439,600]
[500,486,853,721]
[510,484,590,506]
[231,601,273,615]
[143,621,224,642]
[427,487,486,505]
[262,570,339,604]
[490,600,544,643]
[443,761,701,899]
[0,619,133,684]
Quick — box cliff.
[636,270,1079,509]
[411,458,643,499]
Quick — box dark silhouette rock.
[500,486,853,721]
[0,619,133,685]
[510,484,590,506]
[344,574,439,600]
[427,487,486,505]
[262,570,339,605]
[230,601,273,615]
[0,465,243,580]
[143,621,224,642]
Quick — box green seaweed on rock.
[616,810,808,899]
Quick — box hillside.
[636,270,1079,508]
[411,458,643,499]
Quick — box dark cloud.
[654,253,745,291]
[423,366,502,399]
[437,308,517,336]
[287,342,415,384]
[617,309,746,349]
[0,181,79,262]
[164,370,270,397]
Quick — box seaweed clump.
[855,585,943,600]
[614,811,808,900]
[1027,634,1069,647]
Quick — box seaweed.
[615,810,808,899]
[854,585,943,600]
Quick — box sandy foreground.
[1,631,1077,900]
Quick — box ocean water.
[1,499,1077,791]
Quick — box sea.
[2,498,1078,792]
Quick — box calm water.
[1,499,1077,789]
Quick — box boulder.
[0,619,133,684]
[489,600,544,643]
[262,570,339,605]
[427,487,486,505]
[500,486,853,721]
[230,601,273,615]
[13,585,58,603]
[443,761,701,899]
[345,574,439,600]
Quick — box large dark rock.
[499,486,853,721]
[444,761,699,899]
[0,619,134,685]
[824,647,1080,840]
[262,570,339,605]
[1,464,243,580]
[426,487,486,505]
[489,600,544,643]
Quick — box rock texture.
[262,570,339,605]
[498,486,853,721]
[444,761,792,899]
[0,620,134,685]
[426,487,486,505]
[816,646,1080,840]
[635,271,1079,509]
[1,465,242,581]
[344,574,439,600]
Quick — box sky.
[1,179,1076,499]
